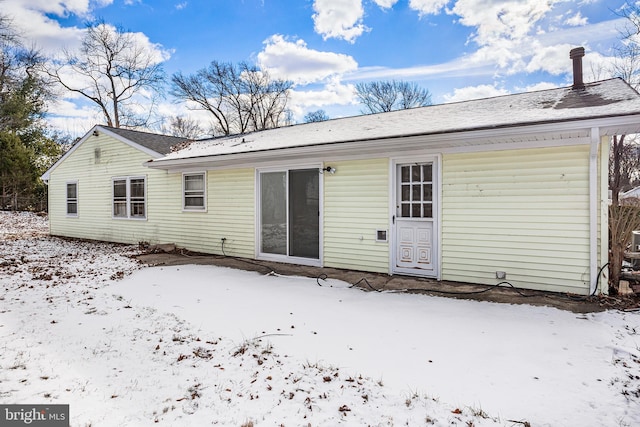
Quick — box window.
[112,176,146,219]
[66,181,78,216]
[183,173,206,210]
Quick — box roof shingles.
[104,126,189,155]
[157,78,640,162]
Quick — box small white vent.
[376,229,388,242]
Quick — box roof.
[620,186,640,199]
[41,125,189,182]
[151,78,640,167]
[103,126,187,155]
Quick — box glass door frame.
[255,164,323,267]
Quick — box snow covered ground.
[1,211,639,426]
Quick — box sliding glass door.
[259,168,319,260]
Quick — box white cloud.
[443,84,509,103]
[564,11,587,27]
[175,2,188,10]
[583,51,616,82]
[2,0,99,53]
[290,78,357,107]
[289,78,357,121]
[4,0,105,18]
[312,0,368,42]
[373,0,399,8]
[408,0,449,16]
[451,0,557,47]
[525,43,574,75]
[257,35,358,85]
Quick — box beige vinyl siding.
[146,168,254,257]
[323,158,389,272]
[49,134,255,258]
[49,133,163,243]
[441,145,591,294]
[205,169,255,257]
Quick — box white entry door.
[394,163,437,276]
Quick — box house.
[42,49,640,295]
[619,186,640,204]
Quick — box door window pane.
[411,165,420,182]
[401,166,410,183]
[289,169,319,259]
[261,172,287,255]
[412,184,421,201]
[422,164,432,181]
[401,185,410,202]
[423,184,432,202]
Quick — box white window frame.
[66,180,78,217]
[112,176,147,220]
[182,172,207,212]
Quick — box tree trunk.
[610,242,623,295]
[611,134,625,205]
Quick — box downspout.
[589,127,599,295]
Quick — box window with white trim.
[66,181,78,216]
[183,172,206,210]
[112,176,146,219]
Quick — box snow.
[158,78,640,162]
[1,211,639,426]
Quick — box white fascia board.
[145,115,640,172]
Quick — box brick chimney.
[570,47,585,90]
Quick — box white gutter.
[589,127,599,295]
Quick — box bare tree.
[304,109,329,123]
[161,116,204,139]
[46,20,165,128]
[171,61,293,136]
[610,134,640,205]
[605,3,640,293]
[355,80,432,114]
[609,4,640,205]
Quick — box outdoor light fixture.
[93,130,99,137]
[322,166,336,174]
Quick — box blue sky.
[2,0,631,136]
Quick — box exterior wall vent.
[376,229,388,242]
[94,147,101,164]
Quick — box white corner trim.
[589,127,599,295]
